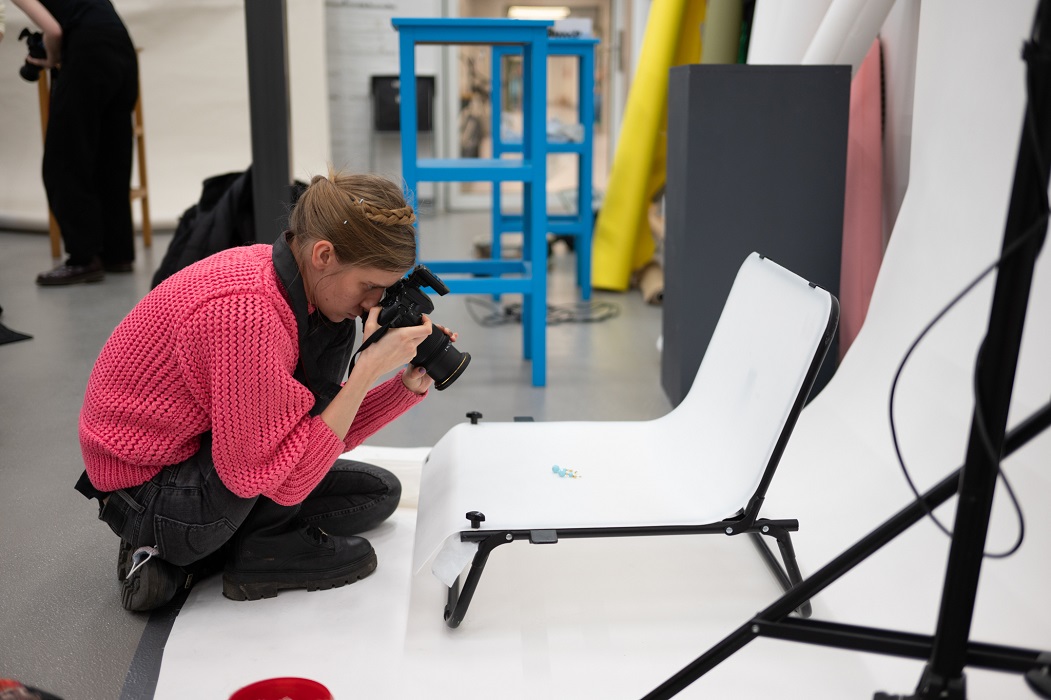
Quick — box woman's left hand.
[400,316,459,395]
[433,320,458,344]
[401,365,432,394]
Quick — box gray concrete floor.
[0,211,669,699]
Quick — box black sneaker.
[117,540,188,612]
[222,526,377,601]
[36,259,105,286]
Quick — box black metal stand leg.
[444,551,491,628]
[749,527,812,618]
[443,533,510,628]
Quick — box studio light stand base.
[1026,653,1051,698]
[875,664,966,700]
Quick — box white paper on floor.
[152,453,886,700]
[153,508,417,700]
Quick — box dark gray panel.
[245,0,292,243]
[663,64,850,406]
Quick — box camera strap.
[347,318,395,375]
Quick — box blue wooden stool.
[392,17,551,386]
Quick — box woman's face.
[301,239,406,323]
[313,264,405,323]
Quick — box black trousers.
[88,434,402,567]
[43,24,138,266]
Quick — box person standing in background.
[12,0,138,285]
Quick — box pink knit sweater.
[80,244,425,506]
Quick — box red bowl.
[229,677,333,700]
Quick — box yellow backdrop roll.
[592,0,707,290]
[630,0,706,273]
[591,0,690,291]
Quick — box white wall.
[0,0,331,231]
[325,0,441,207]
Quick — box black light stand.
[643,2,1051,698]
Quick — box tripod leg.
[874,664,967,700]
[1026,653,1051,699]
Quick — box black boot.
[117,537,229,612]
[118,539,188,612]
[222,498,377,601]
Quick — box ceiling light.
[507,6,571,21]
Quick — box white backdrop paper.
[801,0,898,73]
[747,0,833,65]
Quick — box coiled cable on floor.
[464,297,621,327]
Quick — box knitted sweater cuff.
[343,370,426,450]
[264,419,346,505]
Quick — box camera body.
[377,264,447,329]
[377,265,470,390]
[18,29,47,82]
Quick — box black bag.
[151,169,256,289]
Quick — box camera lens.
[412,327,471,391]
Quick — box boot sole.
[36,271,105,286]
[221,550,378,602]
[120,559,185,612]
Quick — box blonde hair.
[288,169,417,272]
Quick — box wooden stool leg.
[131,50,151,248]
[37,73,62,259]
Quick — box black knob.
[466,511,485,529]
[466,411,483,425]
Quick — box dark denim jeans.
[298,460,402,536]
[94,434,401,567]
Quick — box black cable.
[464,297,621,326]
[888,212,1046,557]
[888,34,1050,558]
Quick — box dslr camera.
[18,29,48,82]
[377,265,470,390]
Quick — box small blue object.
[552,464,580,478]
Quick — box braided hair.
[288,169,417,272]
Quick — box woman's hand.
[401,365,431,394]
[323,309,443,440]
[432,318,459,344]
[400,316,459,395]
[11,0,62,67]
[354,306,433,383]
